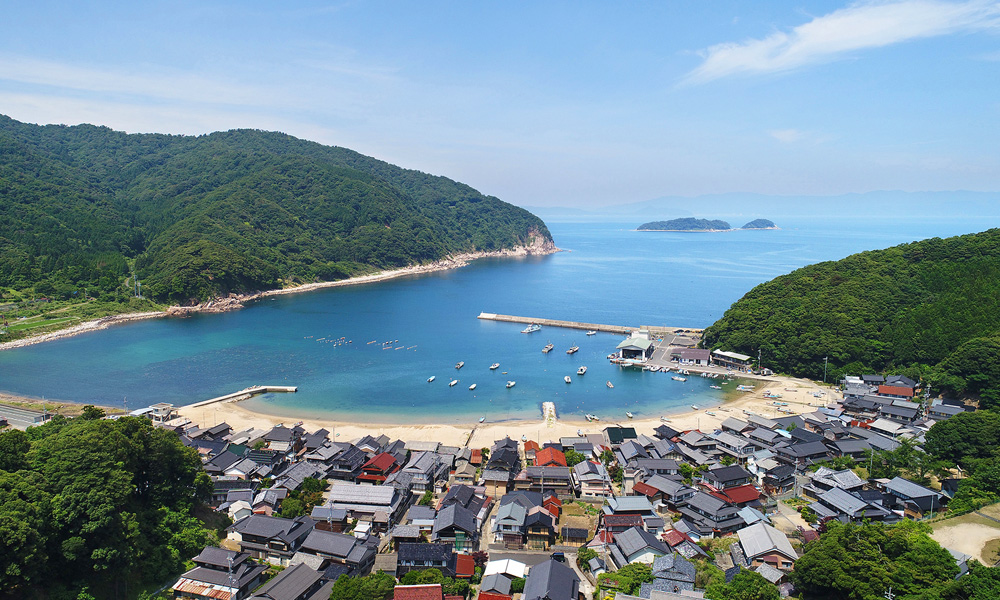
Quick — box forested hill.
[0,115,552,304]
[702,229,1000,404]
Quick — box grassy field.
[0,296,163,341]
[930,503,1000,565]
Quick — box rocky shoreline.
[0,239,560,352]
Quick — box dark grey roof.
[706,465,752,483]
[192,546,248,569]
[683,491,732,515]
[397,542,452,563]
[231,514,314,546]
[651,552,697,583]
[432,504,477,536]
[522,559,580,600]
[248,562,321,600]
[300,529,362,560]
[886,476,940,500]
[614,526,669,558]
[481,573,512,595]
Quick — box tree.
[791,520,958,600]
[935,561,1000,600]
[597,562,653,595]
[329,571,395,600]
[510,577,525,593]
[80,405,106,420]
[577,547,597,571]
[706,569,779,600]
[418,490,434,506]
[564,448,586,467]
[0,429,30,472]
[925,411,1000,466]
[600,448,615,466]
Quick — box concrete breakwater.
[185,385,298,409]
[477,312,702,339]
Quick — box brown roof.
[878,385,914,397]
[394,584,443,600]
[524,440,540,452]
[633,481,659,498]
[534,447,567,467]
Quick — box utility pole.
[823,357,829,383]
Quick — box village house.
[227,514,315,566]
[734,522,798,572]
[608,526,670,568]
[522,559,580,600]
[171,547,268,600]
[639,553,697,597]
[297,529,376,576]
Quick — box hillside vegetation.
[702,228,1000,405]
[0,115,551,310]
[638,218,731,231]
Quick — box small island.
[638,217,778,232]
[637,217,731,232]
[741,218,778,230]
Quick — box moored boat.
[606,381,614,389]
[490,363,500,370]
[706,411,716,416]
[691,404,698,409]
[521,324,542,334]
[469,383,477,390]
[449,379,459,386]
[427,376,436,383]
[564,376,572,384]
[479,416,486,423]
[626,411,634,419]
[577,366,587,375]
[672,376,687,382]
[566,346,580,354]
[585,413,600,421]
[455,361,464,369]
[542,343,554,353]
[710,385,722,389]
[506,380,516,388]
[586,330,597,336]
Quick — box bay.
[1,214,996,423]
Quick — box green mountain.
[741,219,776,229]
[0,115,552,304]
[702,228,1000,403]
[637,218,731,231]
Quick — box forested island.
[0,115,553,341]
[703,228,1000,405]
[637,217,777,231]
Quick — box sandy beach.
[0,241,559,353]
[175,374,835,448]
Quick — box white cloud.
[684,0,1000,84]
[769,129,807,143]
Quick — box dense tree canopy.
[638,217,731,231]
[703,229,1000,385]
[706,570,779,600]
[0,114,552,306]
[0,416,212,599]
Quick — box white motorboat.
[606,381,614,389]
[506,380,516,388]
[521,434,527,441]
[710,385,722,389]
[577,428,584,436]
[469,383,477,390]
[626,411,634,419]
[542,343,554,353]
[566,346,580,354]
[691,404,698,410]
[586,330,597,336]
[586,413,600,421]
[455,361,464,369]
[521,324,542,333]
[672,376,687,382]
[490,363,500,370]
[479,416,486,423]
[564,376,572,384]
[577,366,587,375]
[449,379,459,387]
[427,376,435,382]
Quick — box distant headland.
[637,217,778,232]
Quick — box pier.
[477,312,702,340]
[184,385,298,409]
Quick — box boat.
[606,381,614,389]
[564,376,572,384]
[506,380,516,388]
[626,411,634,419]
[659,416,671,422]
[585,413,600,422]
[586,330,597,336]
[542,343,554,353]
[521,435,527,441]
[455,361,464,369]
[706,411,716,416]
[566,346,580,354]
[490,363,500,370]
[521,324,542,334]
[577,428,583,436]
[449,379,459,386]
[479,416,486,423]
[681,369,690,375]
[710,385,722,389]
[469,383,477,390]
[672,376,687,382]
[427,376,436,383]
[691,404,699,410]
[577,366,588,375]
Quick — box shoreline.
[174,373,836,447]
[0,242,559,353]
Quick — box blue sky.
[1,1,998,207]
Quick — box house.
[309,506,349,533]
[635,475,696,510]
[609,526,669,568]
[561,526,590,547]
[397,542,455,578]
[883,476,945,518]
[712,349,753,372]
[171,547,267,600]
[573,461,612,497]
[451,462,477,485]
[493,502,527,548]
[735,522,798,572]
[512,466,575,498]
[772,441,830,467]
[523,440,540,465]
[804,467,866,498]
[660,529,707,560]
[298,529,376,576]
[702,465,753,489]
[707,484,761,508]
[273,462,325,492]
[228,515,315,566]
[304,442,366,481]
[324,483,405,526]
[630,458,681,477]
[393,584,444,600]
[809,487,894,523]
[534,447,567,467]
[603,495,663,534]
[712,431,757,463]
[246,562,332,600]
[878,384,915,399]
[253,488,289,516]
[439,484,493,529]
[525,506,557,550]
[357,452,400,484]
[431,504,479,552]
[671,347,712,366]
[638,553,697,596]
[479,573,513,599]
[398,451,449,494]
[604,426,639,447]
[522,559,580,600]
[677,492,744,535]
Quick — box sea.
[1,214,997,424]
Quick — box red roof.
[662,528,694,547]
[632,481,659,498]
[878,384,914,397]
[523,440,540,452]
[362,452,399,473]
[470,449,483,465]
[394,584,443,600]
[718,484,761,504]
[535,447,567,467]
[477,593,513,600]
[454,554,475,578]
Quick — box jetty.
[185,385,298,409]
[477,312,702,340]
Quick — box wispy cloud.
[769,129,807,143]
[684,0,1000,84]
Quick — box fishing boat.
[706,411,716,416]
[479,416,486,423]
[490,363,500,370]
[577,366,587,375]
[566,346,580,354]
[521,324,542,334]
[469,383,477,390]
[449,379,459,386]
[710,385,722,390]
[626,411,634,419]
[586,330,597,336]
[455,361,464,369]
[506,380,516,388]
[672,376,687,382]
[585,413,600,422]
[606,381,614,389]
[564,376,572,384]
[542,343,554,353]
[427,376,436,382]
[691,404,699,410]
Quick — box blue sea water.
[1,214,997,423]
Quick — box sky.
[1,1,999,208]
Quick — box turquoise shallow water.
[1,215,997,423]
